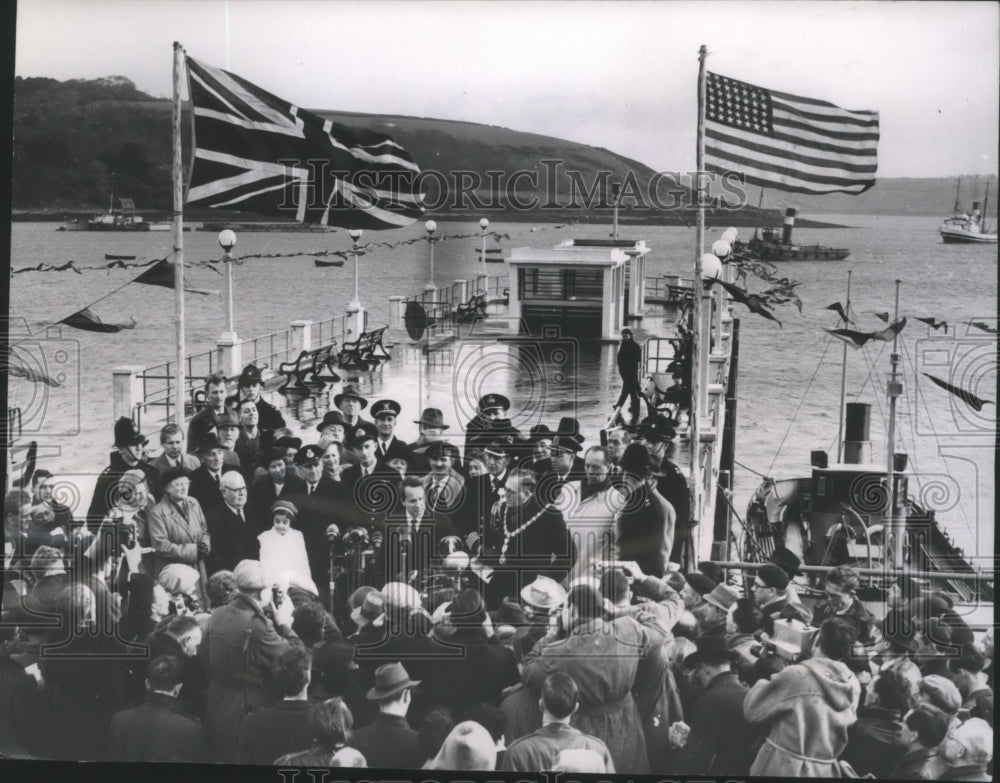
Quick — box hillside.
[14,74,984,223]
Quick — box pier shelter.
[506,239,648,339]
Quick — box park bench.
[454,292,488,322]
[337,326,391,369]
[277,342,341,390]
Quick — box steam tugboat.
[939,177,998,244]
[741,207,850,261]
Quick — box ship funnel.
[843,402,871,464]
[781,207,797,244]
[972,201,982,220]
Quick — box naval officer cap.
[478,394,510,413]
[372,399,402,419]
[294,444,323,466]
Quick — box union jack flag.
[185,57,424,228]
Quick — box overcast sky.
[15,0,999,178]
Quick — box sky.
[14,0,1000,178]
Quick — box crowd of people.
[1,363,994,778]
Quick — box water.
[8,216,997,560]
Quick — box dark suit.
[225,394,286,435]
[421,470,466,516]
[532,458,586,506]
[459,470,510,540]
[437,629,520,715]
[246,473,306,533]
[350,712,423,770]
[234,431,263,484]
[373,436,412,466]
[236,700,315,765]
[376,510,456,585]
[288,475,356,604]
[152,452,202,476]
[187,464,240,517]
[672,671,758,777]
[205,503,260,574]
[108,692,208,763]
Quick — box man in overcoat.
[201,559,304,762]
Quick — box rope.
[766,332,835,476]
[733,459,769,479]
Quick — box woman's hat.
[350,590,385,628]
[316,410,349,432]
[271,499,297,518]
[683,634,740,667]
[113,417,147,448]
[161,466,190,488]
[425,721,497,771]
[414,408,450,429]
[366,662,420,700]
[334,384,368,409]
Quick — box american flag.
[185,57,424,228]
[704,72,879,195]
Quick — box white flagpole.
[689,44,708,557]
[172,42,186,426]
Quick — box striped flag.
[185,57,424,229]
[704,72,879,195]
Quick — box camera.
[272,584,285,608]
[753,618,818,662]
[343,527,371,547]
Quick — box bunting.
[59,308,138,333]
[825,318,906,348]
[923,373,994,412]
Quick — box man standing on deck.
[88,417,161,524]
[614,328,644,425]
[638,416,690,563]
[187,374,229,454]
[227,364,286,438]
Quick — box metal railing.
[240,328,293,371]
[645,275,695,303]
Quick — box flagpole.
[836,270,852,463]
[172,42,187,426]
[886,279,903,568]
[690,44,708,560]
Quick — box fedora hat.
[214,409,240,430]
[414,408,450,429]
[113,417,147,448]
[767,546,803,577]
[316,410,348,432]
[528,424,554,443]
[554,417,585,444]
[196,432,225,454]
[425,440,460,460]
[520,576,567,611]
[382,581,422,613]
[238,364,264,386]
[477,393,510,413]
[703,583,739,613]
[550,434,582,454]
[366,662,420,701]
[683,634,740,668]
[617,443,663,477]
[350,590,386,629]
[334,384,368,409]
[425,721,497,771]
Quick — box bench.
[278,342,341,390]
[667,284,695,303]
[337,326,391,369]
[454,292,488,322]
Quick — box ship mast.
[952,176,962,214]
[886,280,904,568]
[835,270,852,463]
[983,177,992,233]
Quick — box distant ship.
[939,177,997,244]
[741,207,850,261]
[76,194,171,232]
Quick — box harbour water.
[7,216,997,561]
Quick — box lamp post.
[479,217,489,264]
[424,220,437,292]
[217,229,240,375]
[611,182,621,240]
[347,228,363,313]
[218,229,237,333]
